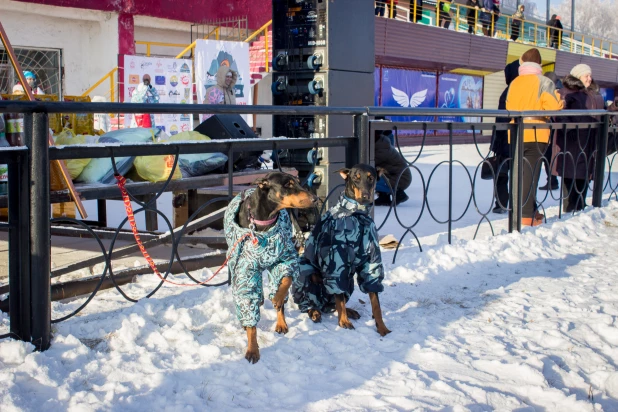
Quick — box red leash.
[114,174,253,287]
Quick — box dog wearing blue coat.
[224,171,317,364]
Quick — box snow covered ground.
[1,144,618,411]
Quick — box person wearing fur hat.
[204,65,237,106]
[550,64,604,213]
[506,48,563,226]
[510,4,525,41]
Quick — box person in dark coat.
[466,0,481,33]
[539,72,562,191]
[410,0,423,23]
[510,4,525,41]
[480,0,500,37]
[373,125,412,206]
[551,64,604,212]
[547,14,563,49]
[491,58,519,214]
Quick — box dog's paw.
[338,319,355,330]
[377,325,392,337]
[346,308,361,320]
[245,348,260,364]
[275,320,289,334]
[308,309,322,323]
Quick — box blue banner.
[374,67,381,106]
[380,68,437,136]
[601,88,615,106]
[437,73,483,134]
[437,74,483,123]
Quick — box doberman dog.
[223,171,317,364]
[292,164,391,337]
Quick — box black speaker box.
[194,114,256,140]
[194,114,261,170]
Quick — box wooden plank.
[50,206,227,278]
[0,167,297,208]
[172,191,189,228]
[0,251,228,308]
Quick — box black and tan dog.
[292,164,391,336]
[223,171,317,363]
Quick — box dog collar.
[246,202,279,227]
[251,214,279,226]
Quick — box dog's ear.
[336,168,350,180]
[376,167,387,178]
[253,177,270,190]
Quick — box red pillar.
[118,12,135,56]
[118,12,134,102]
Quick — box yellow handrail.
[244,20,272,72]
[245,20,272,42]
[390,0,394,19]
[135,41,192,57]
[452,2,615,57]
[81,67,117,100]
[175,41,197,59]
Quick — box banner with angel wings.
[379,67,437,136]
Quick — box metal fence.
[0,101,616,352]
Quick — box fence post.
[448,122,453,244]
[509,117,524,232]
[8,144,31,342]
[29,112,51,351]
[592,113,610,207]
[354,114,369,165]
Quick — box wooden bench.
[0,167,298,231]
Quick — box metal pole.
[571,0,575,31]
[8,149,30,341]
[355,114,370,165]
[96,199,107,227]
[30,112,51,351]
[448,122,453,244]
[546,0,550,24]
[592,114,609,207]
[509,117,524,232]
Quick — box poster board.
[437,73,483,125]
[121,55,193,135]
[380,67,437,136]
[194,40,251,125]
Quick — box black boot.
[539,177,559,191]
[395,190,409,205]
[374,192,392,206]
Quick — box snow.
[2,144,618,411]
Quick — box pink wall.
[13,0,271,29]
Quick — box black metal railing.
[0,101,616,352]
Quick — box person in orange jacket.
[506,48,563,226]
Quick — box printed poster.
[121,55,193,135]
[194,40,251,125]
[380,68,437,136]
[437,74,483,132]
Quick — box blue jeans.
[376,176,391,194]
